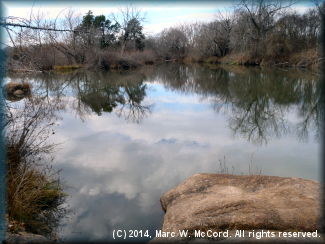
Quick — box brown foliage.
[4,97,70,236]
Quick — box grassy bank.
[7,47,157,73]
[6,159,67,236]
[7,48,323,74]
[210,49,323,69]
[54,64,83,70]
[4,97,70,238]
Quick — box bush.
[206,56,219,63]
[4,97,70,237]
[7,161,68,235]
[126,50,156,65]
[87,50,141,70]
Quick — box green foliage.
[76,10,146,51]
[93,15,107,29]
[123,18,146,51]
[81,10,94,28]
[76,10,121,49]
[206,56,219,63]
[231,60,238,66]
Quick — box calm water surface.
[6,63,323,242]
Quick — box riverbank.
[6,48,324,73]
[3,93,70,242]
[203,50,324,69]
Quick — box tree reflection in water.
[76,72,153,124]
[18,71,154,124]
[9,63,323,146]
[115,82,152,124]
[144,63,323,146]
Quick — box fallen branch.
[6,28,44,72]
[0,21,95,35]
[273,62,288,66]
[314,57,325,63]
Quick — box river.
[5,63,323,242]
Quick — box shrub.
[206,56,219,63]
[7,161,68,235]
[87,50,141,70]
[126,50,156,65]
[231,60,238,66]
[54,65,83,70]
[4,97,70,237]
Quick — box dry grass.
[86,50,156,70]
[217,152,262,176]
[217,156,234,174]
[184,57,195,63]
[5,82,32,94]
[206,56,219,63]
[126,50,156,65]
[7,160,68,235]
[289,49,319,68]
[4,98,70,237]
[248,151,263,176]
[53,65,83,70]
[217,49,321,68]
[87,51,141,70]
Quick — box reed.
[217,152,263,175]
[4,98,70,237]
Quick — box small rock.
[5,82,21,94]
[13,90,24,96]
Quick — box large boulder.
[152,173,323,242]
[3,232,51,243]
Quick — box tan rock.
[5,82,21,94]
[13,89,24,96]
[4,232,51,243]
[4,82,31,100]
[150,230,325,243]
[159,173,323,236]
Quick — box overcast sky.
[1,0,315,35]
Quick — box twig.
[5,28,44,72]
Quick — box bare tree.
[110,3,147,55]
[0,7,97,71]
[235,0,295,57]
[214,8,238,56]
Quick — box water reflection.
[8,64,322,146]
[143,63,323,145]
[14,71,154,124]
[5,64,322,242]
[2,94,71,238]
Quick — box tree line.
[148,0,324,65]
[1,0,324,71]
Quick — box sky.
[1,0,315,36]
[5,71,320,241]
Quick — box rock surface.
[4,82,31,95]
[3,82,31,101]
[13,90,24,96]
[2,232,51,243]
[150,173,323,243]
[150,230,325,243]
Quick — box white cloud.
[174,12,215,21]
[143,21,179,35]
